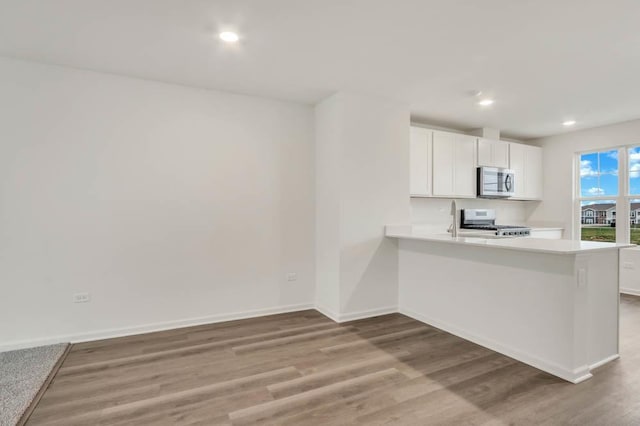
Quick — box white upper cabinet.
[525,144,543,199]
[509,142,543,200]
[454,134,477,197]
[509,142,525,198]
[410,126,432,197]
[432,131,455,196]
[409,125,542,201]
[432,131,476,198]
[477,138,510,168]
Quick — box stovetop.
[462,224,530,231]
[459,209,531,236]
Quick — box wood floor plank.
[58,321,341,376]
[65,310,327,365]
[30,367,300,425]
[228,368,406,425]
[319,326,435,353]
[231,326,357,354]
[266,351,411,398]
[26,296,640,425]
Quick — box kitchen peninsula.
[386,225,635,383]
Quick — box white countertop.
[386,225,634,255]
[528,226,564,232]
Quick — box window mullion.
[618,147,630,244]
[574,153,582,240]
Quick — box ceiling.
[1,0,640,139]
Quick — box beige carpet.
[0,344,68,426]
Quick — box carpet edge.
[17,343,71,426]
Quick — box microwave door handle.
[505,174,512,192]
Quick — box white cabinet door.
[432,131,476,198]
[432,131,455,196]
[509,142,526,198]
[509,143,543,200]
[477,138,493,167]
[493,141,510,169]
[524,144,543,199]
[477,138,509,168]
[410,127,432,197]
[454,134,477,197]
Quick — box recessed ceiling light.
[563,120,576,126]
[219,32,239,43]
[478,99,494,106]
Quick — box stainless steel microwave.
[477,167,514,198]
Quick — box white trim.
[338,306,398,323]
[620,288,640,297]
[590,354,620,370]
[0,303,314,353]
[2,303,400,352]
[314,303,341,323]
[314,304,397,323]
[572,371,594,384]
[573,152,582,241]
[399,306,592,384]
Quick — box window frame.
[574,146,631,243]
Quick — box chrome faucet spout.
[449,200,458,238]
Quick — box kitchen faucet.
[448,200,458,237]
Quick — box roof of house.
[582,203,615,212]
[582,202,640,211]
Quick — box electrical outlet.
[577,269,586,288]
[73,293,91,303]
[286,272,298,282]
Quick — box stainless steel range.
[460,209,531,237]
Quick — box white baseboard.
[620,288,640,297]
[338,306,398,322]
[314,304,397,323]
[2,302,399,353]
[590,353,620,370]
[399,306,592,384]
[0,303,315,353]
[314,303,341,322]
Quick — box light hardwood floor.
[27,295,640,425]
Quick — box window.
[578,149,619,243]
[576,145,640,244]
[579,150,618,197]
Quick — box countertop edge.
[385,226,635,255]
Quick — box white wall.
[314,94,342,315]
[530,119,640,294]
[315,92,411,321]
[0,57,316,350]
